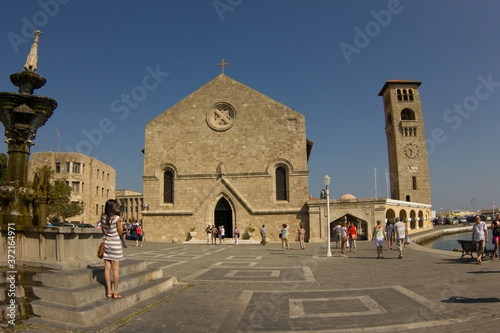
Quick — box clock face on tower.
[207,102,236,131]
[404,143,420,159]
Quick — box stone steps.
[32,260,149,288]
[29,260,177,327]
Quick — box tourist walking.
[372,220,386,258]
[494,214,500,258]
[101,199,123,299]
[297,225,306,250]
[281,223,290,251]
[340,222,348,254]
[393,217,407,259]
[135,223,143,247]
[234,226,240,245]
[472,215,488,264]
[491,217,500,258]
[260,225,266,245]
[219,225,225,244]
[385,221,394,250]
[211,225,219,244]
[348,222,357,253]
[206,224,212,244]
[120,221,128,248]
[333,224,342,248]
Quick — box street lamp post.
[323,175,332,257]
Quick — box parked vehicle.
[466,215,476,223]
[452,216,467,224]
[75,223,95,228]
[49,222,75,227]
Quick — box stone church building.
[142,74,432,243]
[143,74,312,242]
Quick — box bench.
[457,240,494,260]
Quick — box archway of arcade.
[331,214,368,240]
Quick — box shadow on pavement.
[442,296,500,304]
[468,270,500,274]
[436,258,477,264]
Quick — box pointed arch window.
[164,170,174,204]
[276,167,288,201]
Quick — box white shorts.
[374,237,384,247]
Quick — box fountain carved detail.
[0,30,58,228]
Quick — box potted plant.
[189,227,196,239]
[246,226,255,238]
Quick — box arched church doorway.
[214,197,233,238]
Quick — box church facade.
[142,74,312,242]
[142,74,433,243]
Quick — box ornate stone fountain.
[0,30,103,270]
[0,31,105,326]
[0,30,57,228]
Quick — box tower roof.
[378,80,422,96]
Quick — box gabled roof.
[378,80,422,96]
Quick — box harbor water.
[420,230,493,251]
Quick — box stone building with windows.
[143,74,312,242]
[28,152,116,225]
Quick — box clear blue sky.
[1,0,498,213]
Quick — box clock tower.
[378,80,431,204]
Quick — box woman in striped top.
[101,199,124,299]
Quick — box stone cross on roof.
[217,59,228,74]
[24,30,42,72]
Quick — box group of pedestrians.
[203,223,307,250]
[270,224,306,251]
[332,221,358,254]
[119,220,144,248]
[206,224,226,244]
[372,218,408,259]
[205,224,244,245]
[473,213,500,264]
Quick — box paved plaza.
[17,230,500,332]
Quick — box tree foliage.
[47,180,83,221]
[30,166,83,221]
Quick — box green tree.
[31,166,83,222]
[0,153,7,185]
[47,180,83,221]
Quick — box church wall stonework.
[143,74,310,242]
